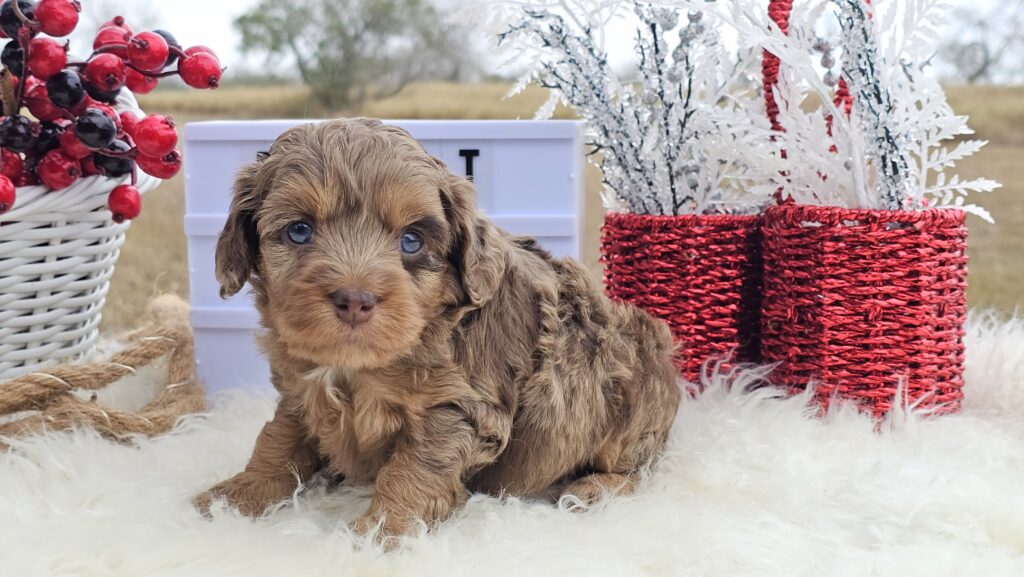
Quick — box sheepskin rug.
[2,315,1024,577]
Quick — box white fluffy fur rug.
[2,315,1024,577]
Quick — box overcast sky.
[141,0,988,76]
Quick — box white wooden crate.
[184,120,586,393]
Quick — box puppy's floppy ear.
[440,170,505,308]
[215,160,264,299]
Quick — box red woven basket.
[601,212,763,382]
[760,205,968,417]
[759,0,968,417]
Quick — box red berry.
[178,53,222,89]
[124,67,158,94]
[154,30,181,67]
[80,155,99,176]
[83,53,126,92]
[0,174,13,214]
[0,149,21,179]
[59,126,94,158]
[35,0,81,37]
[93,26,130,59]
[128,31,169,72]
[38,149,82,190]
[133,115,177,157]
[100,16,132,35]
[137,148,182,179]
[184,46,217,59]
[108,183,141,222]
[21,75,39,93]
[119,110,141,136]
[26,38,68,80]
[25,84,64,122]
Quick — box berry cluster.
[0,0,222,222]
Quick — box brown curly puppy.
[193,118,681,538]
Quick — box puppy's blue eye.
[400,231,423,254]
[285,221,314,245]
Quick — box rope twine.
[601,212,764,382]
[0,294,205,447]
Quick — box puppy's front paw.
[192,489,219,518]
[351,510,414,550]
[560,473,636,510]
[192,473,295,518]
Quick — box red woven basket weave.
[601,212,763,382]
[760,205,968,417]
[759,0,968,417]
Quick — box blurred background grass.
[99,82,1022,332]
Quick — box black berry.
[0,1,36,39]
[1,40,23,77]
[32,120,64,156]
[85,81,120,104]
[153,29,180,67]
[45,69,85,109]
[21,153,39,174]
[74,108,117,149]
[0,115,35,153]
[93,139,134,177]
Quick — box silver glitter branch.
[501,10,662,213]
[835,0,914,211]
[499,0,773,216]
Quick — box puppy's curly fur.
[194,118,681,537]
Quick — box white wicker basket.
[0,90,161,380]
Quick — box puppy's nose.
[330,289,378,327]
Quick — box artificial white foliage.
[729,0,1000,218]
[498,0,778,215]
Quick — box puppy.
[194,118,681,537]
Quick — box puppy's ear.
[440,171,505,307]
[216,160,264,298]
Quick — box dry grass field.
[100,82,1023,332]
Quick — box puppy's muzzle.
[331,289,378,327]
